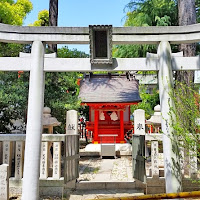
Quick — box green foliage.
[44,47,88,133]
[113,44,156,58]
[0,71,29,132]
[113,0,178,59]
[29,10,49,26]
[131,85,159,119]
[0,0,32,132]
[0,0,32,25]
[155,15,171,26]
[0,43,24,57]
[169,82,200,162]
[57,46,89,58]
[124,0,177,27]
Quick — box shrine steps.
[76,181,146,190]
[65,188,144,200]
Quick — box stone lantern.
[42,107,61,134]
[146,105,161,133]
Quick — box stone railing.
[145,133,199,179]
[0,133,198,180]
[144,133,200,194]
[0,133,199,196]
[0,134,66,181]
[0,134,67,196]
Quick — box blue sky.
[24,0,130,53]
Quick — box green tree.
[29,10,49,26]
[44,46,88,133]
[169,82,200,167]
[114,0,178,58]
[131,85,159,119]
[124,0,177,27]
[0,71,29,132]
[0,0,32,25]
[0,0,33,58]
[0,0,33,133]
[29,10,89,134]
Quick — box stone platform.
[80,143,132,157]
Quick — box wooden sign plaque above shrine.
[89,25,112,65]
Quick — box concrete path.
[78,156,135,182]
[92,159,115,181]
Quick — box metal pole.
[158,41,182,193]
[22,41,45,200]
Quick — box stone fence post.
[66,110,78,134]
[0,164,9,200]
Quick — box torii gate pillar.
[22,41,45,200]
[158,41,182,193]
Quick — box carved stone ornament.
[89,25,112,65]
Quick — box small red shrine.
[79,73,141,143]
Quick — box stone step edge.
[76,181,146,190]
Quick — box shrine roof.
[79,74,142,103]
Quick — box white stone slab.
[0,164,9,200]
[53,142,61,179]
[66,110,78,134]
[151,141,159,177]
[134,109,145,135]
[194,70,200,84]
[3,141,12,176]
[15,141,24,179]
[158,153,164,167]
[40,142,49,179]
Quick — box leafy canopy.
[114,0,178,58]
[0,0,32,25]
[124,0,177,27]
[29,10,49,26]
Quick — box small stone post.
[15,141,24,179]
[40,142,49,179]
[158,41,182,193]
[22,41,45,200]
[53,142,61,179]
[3,141,12,177]
[66,110,78,134]
[151,141,159,177]
[0,164,9,200]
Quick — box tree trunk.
[48,0,58,53]
[176,0,196,85]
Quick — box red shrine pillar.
[94,110,99,143]
[120,110,124,143]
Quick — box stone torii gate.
[1,23,200,199]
